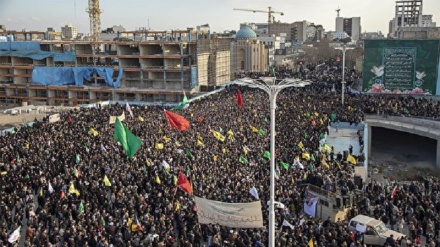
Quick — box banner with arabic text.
[194,196,263,228]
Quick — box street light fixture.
[335,44,354,105]
[234,76,311,247]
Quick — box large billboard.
[363,40,440,95]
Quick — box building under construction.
[0,30,233,106]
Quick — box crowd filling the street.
[1,65,440,247]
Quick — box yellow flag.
[212,131,225,142]
[0,171,7,176]
[68,183,80,196]
[155,143,164,150]
[291,177,295,184]
[213,155,218,162]
[138,116,144,122]
[25,143,29,149]
[227,130,234,140]
[249,125,258,133]
[347,155,357,165]
[308,238,314,247]
[302,153,310,160]
[321,159,330,169]
[146,158,152,167]
[324,144,332,153]
[127,218,132,227]
[197,136,203,141]
[222,148,227,154]
[242,146,248,155]
[197,139,205,147]
[89,128,99,137]
[156,175,161,184]
[39,187,43,197]
[298,141,304,149]
[320,118,324,125]
[103,175,111,187]
[335,160,342,169]
[175,141,181,147]
[314,112,319,117]
[173,176,177,185]
[163,136,171,142]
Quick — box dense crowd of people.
[1,68,440,247]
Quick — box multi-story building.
[0,29,232,106]
[61,24,78,40]
[388,0,439,39]
[231,26,267,74]
[336,17,361,41]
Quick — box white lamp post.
[335,44,354,105]
[235,76,310,247]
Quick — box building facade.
[231,26,267,74]
[0,29,232,106]
[336,17,361,41]
[61,24,78,40]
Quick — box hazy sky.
[1,0,440,34]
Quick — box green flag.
[263,151,271,159]
[75,154,81,164]
[304,130,308,138]
[82,126,86,133]
[270,66,276,77]
[331,113,337,121]
[305,112,310,118]
[258,129,266,136]
[279,161,290,170]
[311,154,315,162]
[185,150,193,158]
[264,117,269,124]
[78,202,84,215]
[319,133,325,140]
[113,118,142,158]
[239,156,249,164]
[172,94,189,110]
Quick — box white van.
[348,215,405,246]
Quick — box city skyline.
[1,0,440,35]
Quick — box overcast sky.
[1,0,440,34]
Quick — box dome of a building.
[235,26,257,40]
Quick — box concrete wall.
[365,115,440,168]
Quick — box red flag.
[68,117,73,123]
[391,185,398,199]
[237,90,243,109]
[177,172,193,194]
[60,191,65,200]
[164,110,190,131]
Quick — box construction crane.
[233,6,284,24]
[86,0,102,41]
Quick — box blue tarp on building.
[32,67,122,88]
[0,41,77,62]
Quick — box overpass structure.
[364,115,440,168]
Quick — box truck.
[348,214,406,246]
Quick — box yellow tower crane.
[86,0,102,42]
[233,6,284,24]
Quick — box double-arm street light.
[335,44,354,105]
[235,76,311,247]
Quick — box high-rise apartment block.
[335,16,361,41]
[388,0,439,39]
[61,24,78,40]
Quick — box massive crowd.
[1,70,440,247]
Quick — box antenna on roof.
[336,7,341,17]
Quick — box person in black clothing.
[385,234,396,247]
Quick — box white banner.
[109,111,126,124]
[194,196,263,228]
[48,113,60,123]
